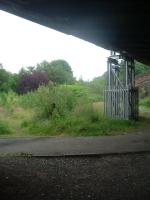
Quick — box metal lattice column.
[104,52,139,120]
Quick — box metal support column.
[104,52,138,120]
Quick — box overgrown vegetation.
[0,59,149,137]
[135,61,150,107]
[0,84,149,137]
[0,120,11,135]
[140,97,150,108]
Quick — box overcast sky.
[0,10,110,81]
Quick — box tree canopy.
[1,59,150,96]
[15,59,75,93]
[17,71,49,94]
[36,60,74,84]
[0,64,18,92]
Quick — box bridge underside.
[0,0,150,64]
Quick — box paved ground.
[0,126,150,199]
[0,153,150,200]
[0,128,150,156]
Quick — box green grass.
[0,105,35,137]
[0,106,149,137]
[17,103,149,137]
[25,115,149,137]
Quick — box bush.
[0,91,18,109]
[35,84,78,118]
[140,97,150,108]
[17,71,49,94]
[18,91,37,108]
[89,74,106,101]
[26,101,144,136]
[19,83,93,119]
[0,121,11,135]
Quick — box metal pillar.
[104,51,138,120]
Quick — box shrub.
[0,121,11,135]
[34,84,76,118]
[17,71,49,94]
[140,97,150,108]
[0,91,18,108]
[19,83,92,119]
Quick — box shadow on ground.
[0,153,150,200]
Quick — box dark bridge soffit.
[0,0,150,64]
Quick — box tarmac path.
[0,128,150,156]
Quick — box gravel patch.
[0,153,150,200]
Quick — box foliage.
[19,83,90,119]
[0,64,11,92]
[0,121,11,135]
[33,84,74,118]
[140,97,150,108]
[26,103,147,136]
[0,59,75,93]
[135,61,150,76]
[119,60,150,77]
[8,73,19,92]
[0,91,18,109]
[37,60,74,84]
[0,84,148,137]
[17,71,49,94]
[0,64,18,92]
[18,66,35,77]
[134,61,150,99]
[0,60,150,137]
[89,73,106,101]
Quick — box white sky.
[0,10,110,81]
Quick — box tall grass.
[19,83,92,119]
[0,84,148,137]
[25,102,147,136]
[0,91,18,109]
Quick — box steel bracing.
[104,51,138,120]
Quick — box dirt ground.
[0,153,150,200]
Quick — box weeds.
[140,97,150,108]
[0,84,149,137]
[0,120,11,135]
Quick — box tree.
[17,71,49,94]
[8,73,19,92]
[0,64,11,92]
[37,60,74,84]
[118,61,150,98]
[135,61,150,75]
[18,66,35,77]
